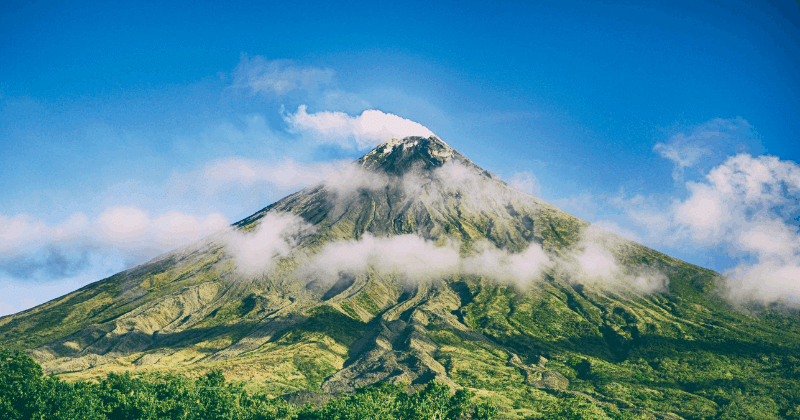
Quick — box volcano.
[2,136,799,419]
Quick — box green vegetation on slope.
[0,245,227,351]
[446,271,800,419]
[0,349,498,420]
[2,136,800,419]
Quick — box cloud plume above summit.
[284,106,435,150]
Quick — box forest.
[1,349,501,420]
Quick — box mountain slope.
[2,136,799,419]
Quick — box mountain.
[2,136,800,419]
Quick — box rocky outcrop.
[507,353,569,390]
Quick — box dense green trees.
[0,349,497,420]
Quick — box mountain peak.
[358,135,470,175]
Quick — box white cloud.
[95,206,151,243]
[284,105,434,149]
[0,207,230,279]
[0,212,91,255]
[222,211,316,276]
[299,233,552,286]
[231,210,669,295]
[672,154,800,247]
[461,240,551,286]
[415,160,539,216]
[724,260,800,304]
[300,233,461,283]
[558,228,669,294]
[200,157,662,295]
[612,152,800,304]
[227,55,373,116]
[574,241,620,281]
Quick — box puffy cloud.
[672,154,800,247]
[680,155,800,304]
[284,105,434,149]
[461,240,551,286]
[612,152,800,304]
[0,212,90,255]
[300,234,461,283]
[0,207,230,279]
[95,206,151,243]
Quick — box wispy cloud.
[590,220,642,243]
[549,193,599,221]
[506,171,542,197]
[222,212,316,276]
[653,141,710,182]
[298,233,462,283]
[284,105,435,149]
[202,157,351,192]
[231,55,334,97]
[559,227,669,294]
[654,117,759,182]
[228,55,370,114]
[94,206,229,253]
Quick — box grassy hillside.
[1,136,799,419]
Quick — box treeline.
[0,349,498,420]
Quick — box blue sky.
[2,0,799,315]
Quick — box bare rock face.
[322,283,460,393]
[508,353,569,390]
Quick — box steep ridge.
[2,136,800,419]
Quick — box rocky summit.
[2,136,800,419]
